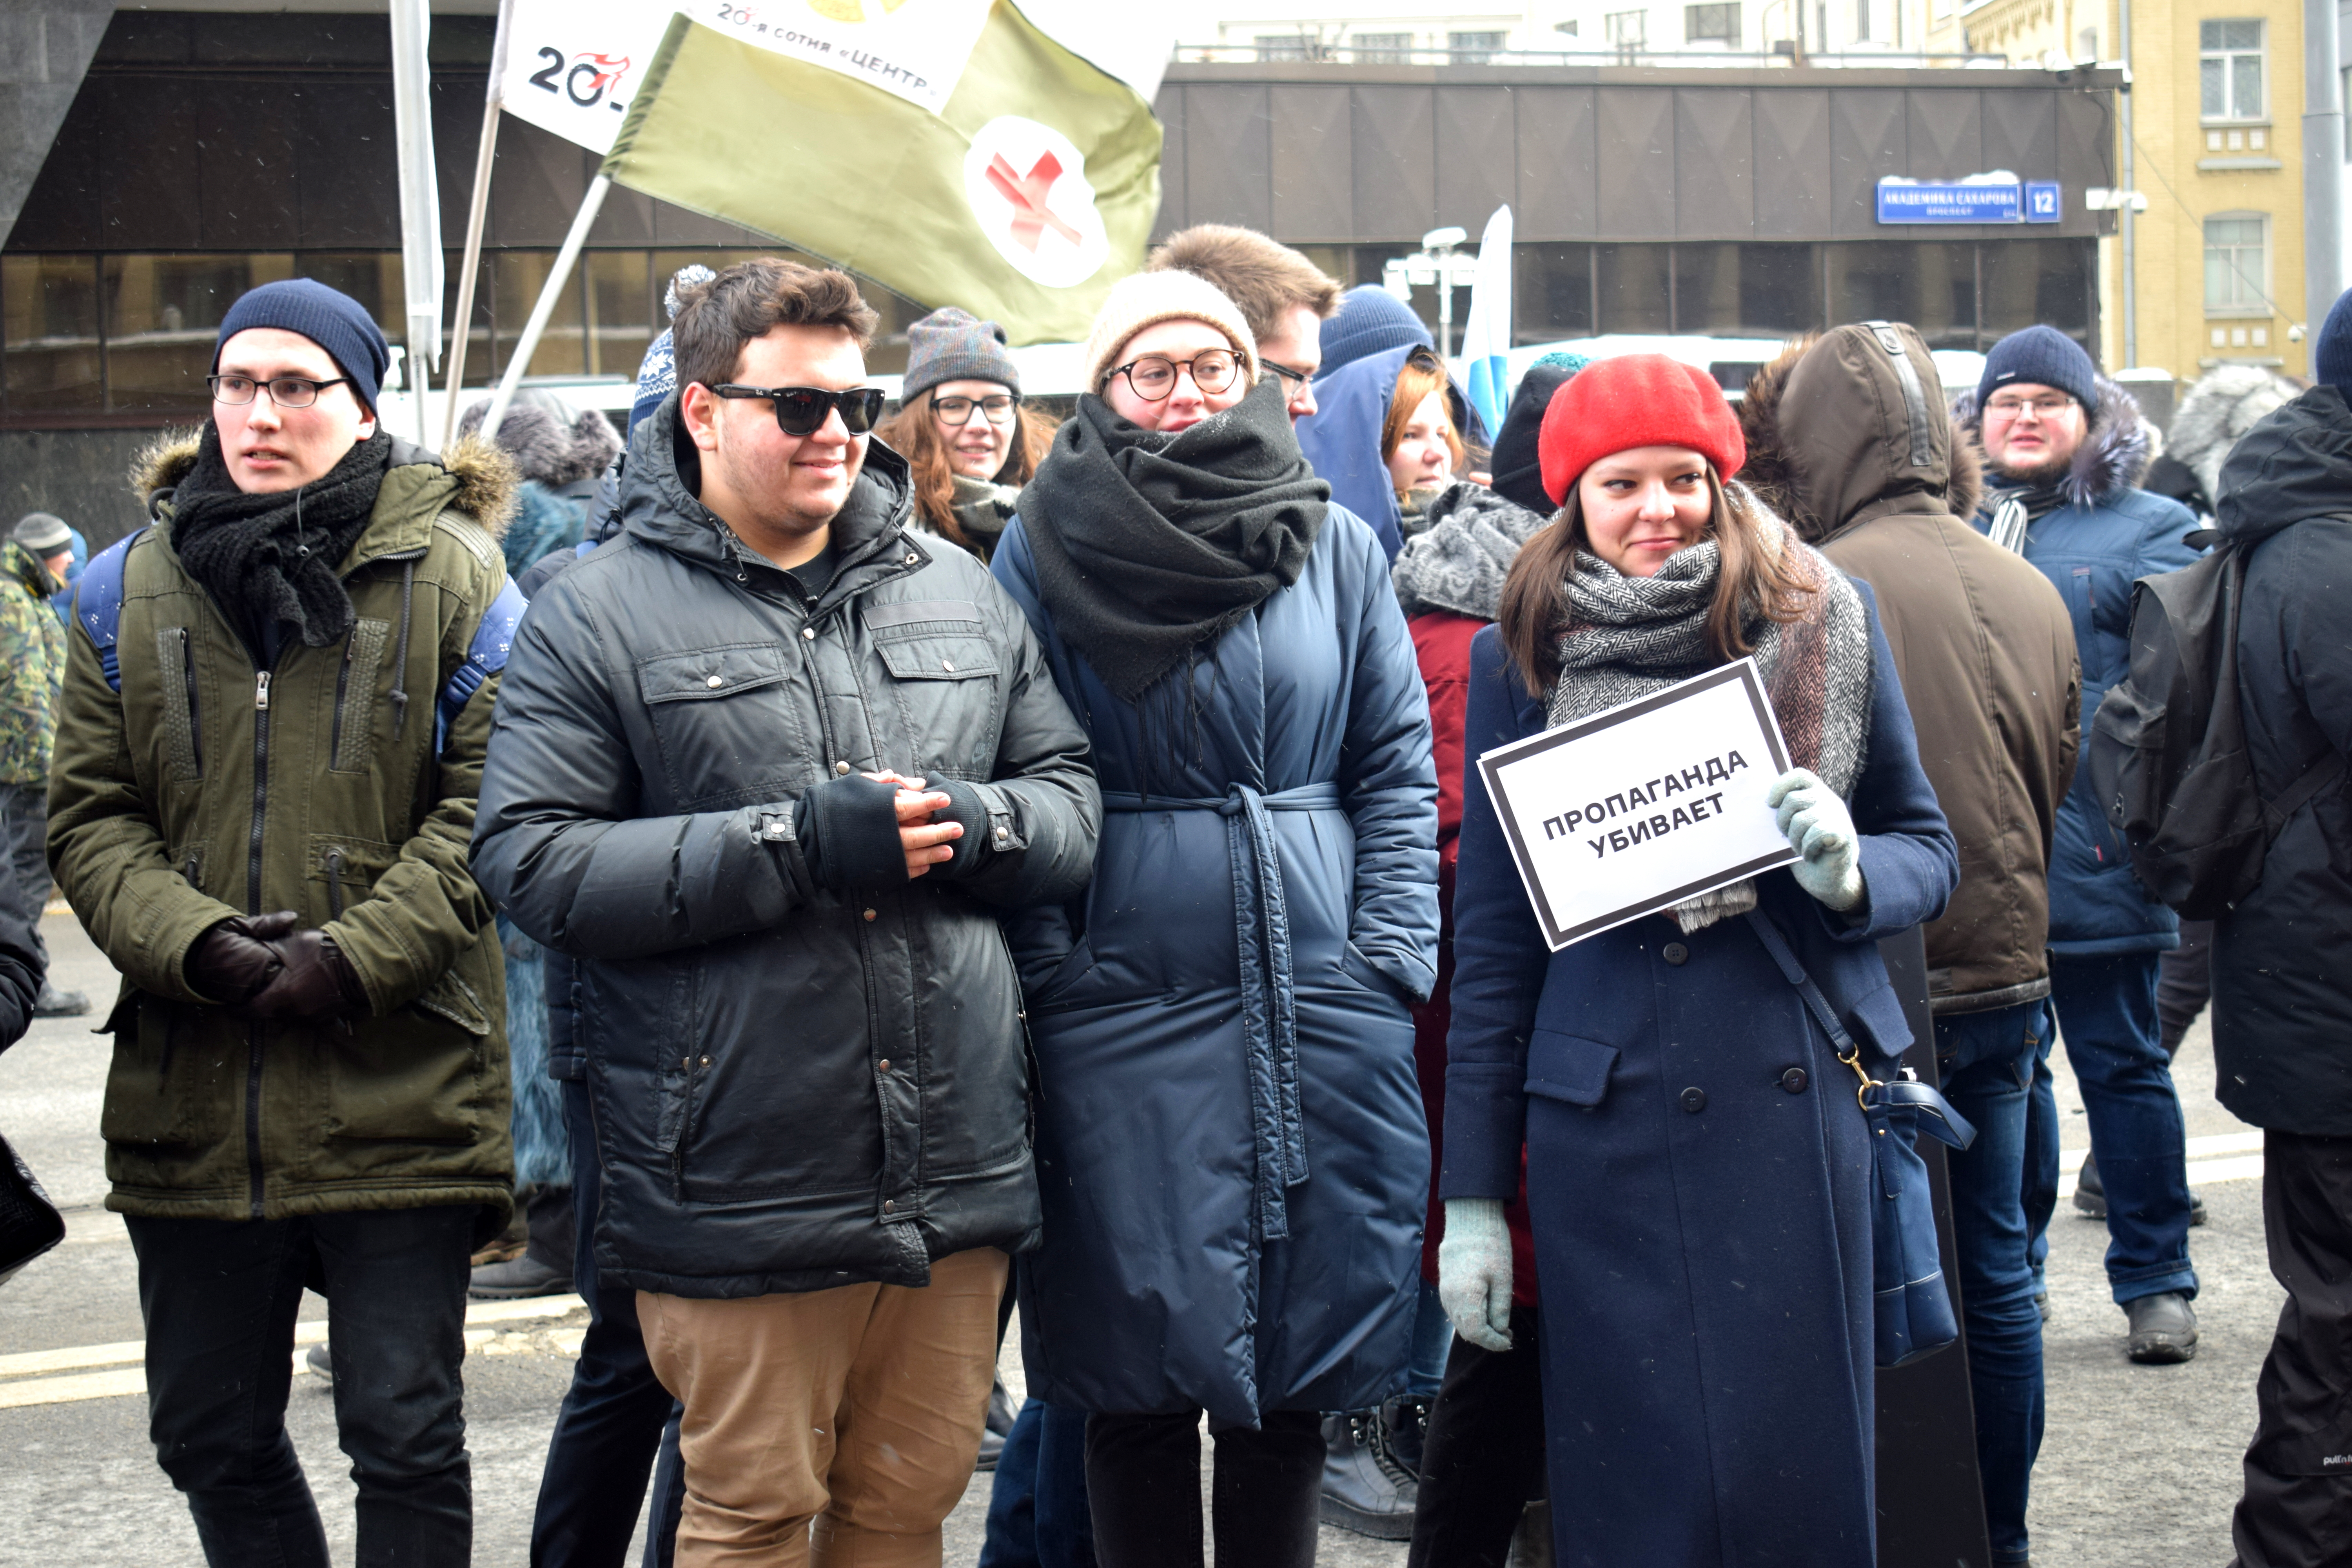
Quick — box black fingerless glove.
[931,780,990,879]
[792,773,906,892]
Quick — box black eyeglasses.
[931,392,1020,427]
[208,373,353,409]
[1260,358,1315,390]
[1104,350,1243,402]
[711,384,887,436]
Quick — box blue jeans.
[1936,1001,2049,1565]
[126,1207,475,1568]
[530,1078,686,1568]
[979,1399,1098,1568]
[2043,952,2199,1304]
[1408,1279,1452,1400]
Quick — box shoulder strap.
[74,529,146,694]
[435,577,526,755]
[1742,909,1858,1056]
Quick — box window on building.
[2199,20,2264,120]
[1856,0,1871,42]
[1352,31,1410,62]
[1605,8,1647,58]
[1686,4,1741,44]
[2203,214,2269,313]
[1515,244,1595,339]
[1448,30,1507,62]
[1254,34,1316,62]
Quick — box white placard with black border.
[1477,659,1800,951]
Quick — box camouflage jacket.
[0,541,65,786]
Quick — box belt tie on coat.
[1102,782,1341,1241]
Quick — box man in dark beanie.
[48,274,521,1565]
[1955,323,2205,1368]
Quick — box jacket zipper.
[329,636,352,768]
[244,666,274,1220]
[181,628,203,774]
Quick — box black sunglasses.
[711,383,886,436]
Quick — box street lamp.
[1382,225,1478,357]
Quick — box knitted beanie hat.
[903,307,1022,403]
[1539,354,1746,505]
[1080,270,1258,396]
[1318,286,1434,380]
[2315,286,2352,397]
[1976,324,2099,412]
[213,278,391,416]
[12,512,71,554]
[1491,354,1592,515]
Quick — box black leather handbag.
[0,1130,65,1289]
[1745,911,1976,1367]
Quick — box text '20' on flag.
[583,0,1169,345]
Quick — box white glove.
[1437,1197,1514,1352]
[1768,768,1865,912]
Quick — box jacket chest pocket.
[153,626,203,785]
[328,618,392,775]
[866,605,1002,776]
[638,643,808,809]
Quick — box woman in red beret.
[1436,355,1959,1565]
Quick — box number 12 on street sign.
[1477,659,1800,950]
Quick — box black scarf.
[170,426,394,655]
[1015,381,1328,702]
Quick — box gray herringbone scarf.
[1546,494,1873,799]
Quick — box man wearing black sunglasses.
[472,257,1100,1561]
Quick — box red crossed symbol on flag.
[985,151,1084,253]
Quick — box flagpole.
[481,173,611,441]
[440,102,501,451]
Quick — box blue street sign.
[2024,181,2062,222]
[1876,180,2022,224]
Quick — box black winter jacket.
[471,397,1101,1296]
[2209,386,2352,1132]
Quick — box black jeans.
[531,1076,686,1568]
[126,1205,474,1568]
[1085,1408,1323,1568]
[2230,1131,2352,1568]
[1407,1305,1545,1568]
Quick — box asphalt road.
[0,908,2274,1565]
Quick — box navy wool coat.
[991,504,1440,1425]
[1444,585,1958,1568]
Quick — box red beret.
[1537,354,1746,505]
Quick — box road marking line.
[0,1294,588,1393]
[2059,1131,2263,1173]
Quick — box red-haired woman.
[872,308,1054,564]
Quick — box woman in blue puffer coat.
[991,269,1438,1568]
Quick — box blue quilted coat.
[991,503,1440,1425]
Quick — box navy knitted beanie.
[1976,324,2098,413]
[213,278,391,415]
[902,307,1021,403]
[2314,286,2352,397]
[1319,286,1433,380]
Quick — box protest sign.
[1477,659,1800,950]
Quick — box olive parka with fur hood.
[48,431,522,1236]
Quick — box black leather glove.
[792,773,907,892]
[185,911,300,1006]
[236,931,369,1025]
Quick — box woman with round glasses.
[990,269,1438,1567]
[872,308,1056,564]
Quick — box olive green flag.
[603,2,1162,344]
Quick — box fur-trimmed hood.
[1734,323,1981,542]
[1949,374,2154,512]
[458,395,621,489]
[2167,363,2303,509]
[129,428,518,538]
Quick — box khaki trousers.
[640,1246,1007,1568]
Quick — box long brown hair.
[1380,349,1466,497]
[1496,471,1816,697]
[871,392,1057,553]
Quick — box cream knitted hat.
[1080,270,1259,396]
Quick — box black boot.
[975,1376,1016,1472]
[2075,1151,2207,1225]
[1320,1410,1417,1539]
[1383,1394,1430,1479]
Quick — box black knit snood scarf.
[169,425,394,656]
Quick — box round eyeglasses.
[1105,350,1241,402]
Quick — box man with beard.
[1958,325,2204,1365]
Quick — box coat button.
[1681,1087,1707,1114]
[877,1058,891,1074]
[705,674,723,688]
[1663,942,1690,965]
[882,1199,895,1213]
[1780,1067,1809,1094]
[802,626,816,640]
[942,660,956,672]
[835,760,852,775]
[862,907,877,921]
[995,827,1009,842]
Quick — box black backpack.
[2087,534,2347,919]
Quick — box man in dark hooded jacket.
[470,258,1100,1560]
[2210,291,2352,1568]
[1740,321,2079,1568]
